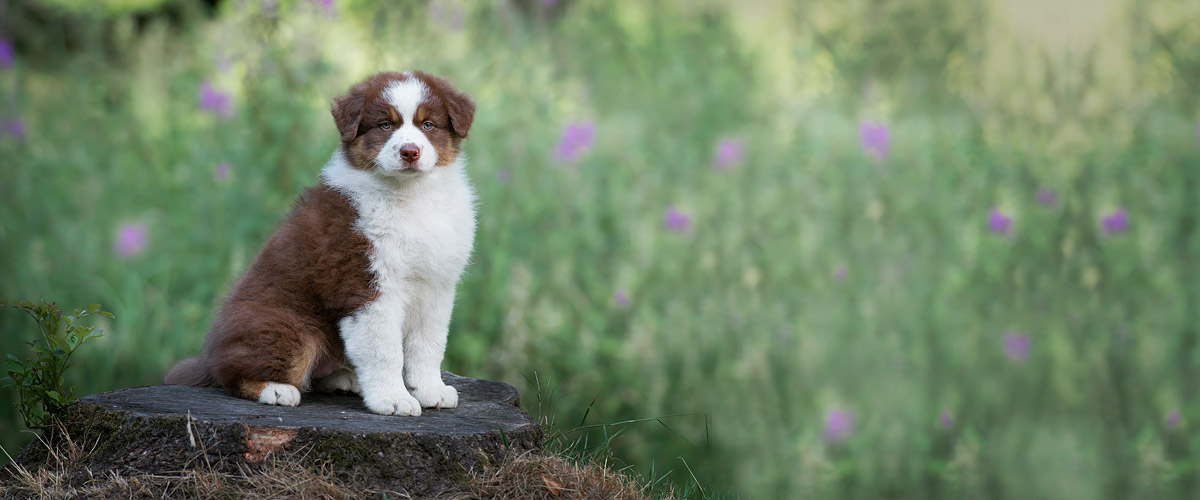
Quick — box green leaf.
[6,298,109,430]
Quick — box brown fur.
[332,71,475,171]
[164,71,474,405]
[163,357,209,386]
[414,71,475,165]
[163,185,377,397]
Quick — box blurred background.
[1,0,1199,497]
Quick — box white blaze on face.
[377,78,439,173]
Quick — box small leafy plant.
[2,299,113,430]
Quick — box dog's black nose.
[400,144,421,163]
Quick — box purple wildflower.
[1102,208,1128,236]
[215,162,231,182]
[859,121,889,161]
[1036,189,1057,207]
[834,266,847,282]
[553,121,595,163]
[115,223,149,258]
[0,38,13,69]
[988,208,1012,236]
[823,410,854,443]
[1004,333,1030,363]
[496,170,511,185]
[311,0,334,11]
[714,139,745,171]
[613,290,629,309]
[664,206,691,233]
[198,81,233,118]
[2,118,25,140]
[1168,410,1181,429]
[939,410,953,429]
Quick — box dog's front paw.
[258,382,301,407]
[313,368,361,394]
[364,391,422,416]
[412,384,458,409]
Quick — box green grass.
[2,0,1200,498]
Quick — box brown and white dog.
[164,71,477,416]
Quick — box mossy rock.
[9,371,542,497]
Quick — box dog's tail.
[163,357,214,387]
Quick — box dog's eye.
[422,121,434,131]
[379,122,393,130]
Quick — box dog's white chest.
[322,153,477,290]
[356,189,475,284]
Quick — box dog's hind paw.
[313,368,361,394]
[258,382,301,406]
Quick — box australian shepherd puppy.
[164,71,477,416]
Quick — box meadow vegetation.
[2,0,1199,498]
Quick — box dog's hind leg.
[208,303,323,406]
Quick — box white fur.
[259,382,301,407]
[321,150,476,416]
[374,79,440,174]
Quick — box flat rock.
[12,371,542,497]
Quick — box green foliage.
[2,1,1200,498]
[1,300,112,431]
[527,372,720,499]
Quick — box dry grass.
[0,427,669,500]
[2,462,378,499]
[446,450,664,500]
[0,426,387,500]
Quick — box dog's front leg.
[403,282,459,409]
[340,298,422,416]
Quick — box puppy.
[164,71,477,416]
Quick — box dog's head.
[331,71,475,176]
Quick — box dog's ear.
[331,84,367,143]
[419,72,475,139]
[444,87,475,139]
